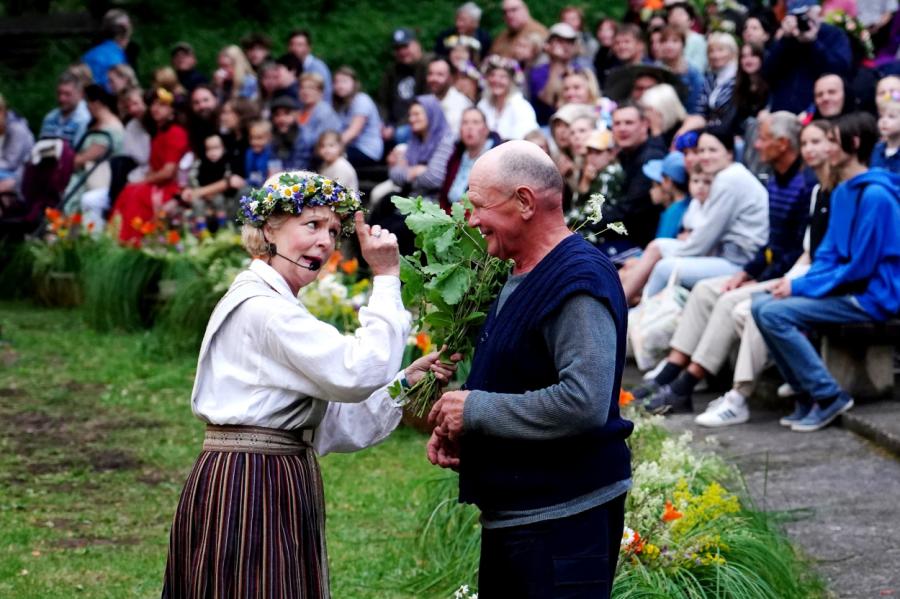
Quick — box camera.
[796,13,810,33]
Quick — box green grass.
[0,300,437,598]
[2,0,623,134]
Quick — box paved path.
[625,367,900,598]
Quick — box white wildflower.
[585,193,606,224]
[608,221,628,235]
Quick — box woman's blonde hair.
[108,63,139,88]
[640,83,687,133]
[706,32,738,60]
[220,44,255,98]
[241,214,290,257]
[563,68,601,105]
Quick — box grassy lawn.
[0,301,439,598]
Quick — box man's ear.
[515,186,537,220]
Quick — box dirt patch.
[136,469,168,486]
[0,386,27,397]
[54,536,140,549]
[89,449,141,472]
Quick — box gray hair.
[457,2,482,21]
[495,142,563,197]
[765,110,802,151]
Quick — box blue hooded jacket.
[792,169,900,320]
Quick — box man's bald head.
[473,140,564,210]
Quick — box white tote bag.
[629,269,689,370]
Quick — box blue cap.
[786,0,818,14]
[642,151,687,185]
[674,129,700,151]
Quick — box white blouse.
[191,259,411,455]
[477,91,539,141]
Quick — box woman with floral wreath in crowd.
[162,171,457,598]
[477,54,538,140]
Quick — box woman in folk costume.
[162,171,456,598]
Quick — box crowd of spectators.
[1,0,899,430]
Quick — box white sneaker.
[694,390,750,428]
[777,383,798,398]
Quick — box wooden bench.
[815,319,900,399]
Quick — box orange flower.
[166,230,181,245]
[662,500,683,522]
[131,217,144,231]
[324,252,341,273]
[340,258,359,275]
[70,213,83,225]
[619,389,635,407]
[644,0,664,9]
[415,331,433,354]
[44,207,62,221]
[87,222,95,232]
[140,221,156,236]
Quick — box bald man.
[428,141,633,598]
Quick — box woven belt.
[203,424,313,455]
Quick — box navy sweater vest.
[460,234,633,511]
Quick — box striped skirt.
[162,427,329,598]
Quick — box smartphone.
[796,13,810,33]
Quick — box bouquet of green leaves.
[387,196,511,416]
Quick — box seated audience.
[699,32,739,131]
[243,119,272,189]
[107,63,139,96]
[689,119,838,427]
[286,30,333,105]
[182,133,243,233]
[742,10,776,48]
[528,23,590,126]
[293,73,342,170]
[655,26,703,115]
[81,9,131,91]
[0,94,35,199]
[269,95,300,170]
[571,128,623,216]
[218,98,258,176]
[40,72,91,148]
[258,57,299,118]
[490,0,549,58]
[762,0,852,114]
[378,28,430,145]
[387,95,454,199]
[439,106,500,209]
[187,85,220,155]
[477,55,538,140]
[752,112,900,432]
[427,58,472,139]
[213,45,259,102]
[560,5,599,63]
[316,130,358,190]
[871,92,900,173]
[69,84,124,228]
[593,17,619,86]
[596,103,666,259]
[240,32,273,72]
[666,2,706,72]
[639,83,687,148]
[641,127,769,297]
[435,2,492,60]
[119,87,151,186]
[810,74,854,120]
[171,42,208,93]
[332,66,384,167]
[110,88,190,242]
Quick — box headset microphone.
[266,241,321,271]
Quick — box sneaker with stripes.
[694,390,749,428]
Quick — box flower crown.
[481,54,524,87]
[238,172,363,235]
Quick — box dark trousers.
[478,493,626,599]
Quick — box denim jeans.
[750,293,872,401]
[478,494,625,599]
[646,255,742,297]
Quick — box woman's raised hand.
[355,211,400,277]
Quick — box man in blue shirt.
[287,30,333,106]
[39,72,91,148]
[81,9,131,91]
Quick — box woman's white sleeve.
[264,275,412,403]
[313,373,404,455]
